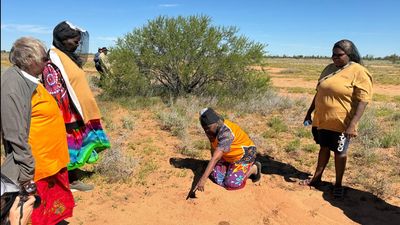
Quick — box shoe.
[70,181,94,192]
[249,161,262,182]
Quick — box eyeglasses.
[332,53,346,58]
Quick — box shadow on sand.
[170,154,400,224]
[70,168,95,181]
[311,182,400,224]
[257,153,400,224]
[255,153,311,182]
[169,157,208,199]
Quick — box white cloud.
[1,24,52,34]
[158,4,179,8]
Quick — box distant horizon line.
[0,49,397,59]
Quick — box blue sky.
[1,0,399,57]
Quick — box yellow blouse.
[313,63,373,132]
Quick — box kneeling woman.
[195,108,262,192]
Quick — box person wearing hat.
[93,47,103,73]
[194,108,262,192]
[99,47,111,78]
[44,21,111,192]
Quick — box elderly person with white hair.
[1,37,74,225]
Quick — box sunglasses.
[332,53,346,57]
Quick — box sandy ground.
[262,66,400,97]
[68,107,400,225]
[66,67,400,225]
[271,77,400,97]
[2,60,398,224]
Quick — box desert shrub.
[277,68,300,74]
[375,106,396,117]
[136,159,159,185]
[156,96,204,137]
[357,109,382,148]
[121,116,134,130]
[234,90,293,115]
[372,94,391,102]
[95,145,137,183]
[365,174,394,198]
[156,109,187,137]
[175,139,204,158]
[352,147,379,165]
[104,15,269,98]
[100,48,150,97]
[267,117,288,133]
[379,127,400,148]
[262,129,278,139]
[285,139,301,152]
[302,144,319,153]
[388,112,400,122]
[295,127,312,138]
[394,96,400,104]
[192,139,210,150]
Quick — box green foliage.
[104,15,268,98]
[302,144,318,153]
[379,127,400,148]
[285,139,300,152]
[267,117,288,133]
[156,109,187,137]
[357,109,382,148]
[383,54,400,64]
[101,48,150,97]
[295,127,312,138]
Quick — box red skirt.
[31,168,74,225]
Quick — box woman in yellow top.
[194,108,262,192]
[301,40,373,197]
[1,37,73,225]
[43,21,111,192]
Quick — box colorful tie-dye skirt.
[66,119,110,170]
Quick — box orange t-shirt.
[211,120,255,163]
[29,84,70,181]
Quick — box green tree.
[384,54,399,64]
[106,15,268,97]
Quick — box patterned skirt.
[42,62,110,171]
[211,159,254,190]
[66,119,110,170]
[31,168,74,225]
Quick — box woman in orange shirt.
[1,37,73,225]
[194,108,262,192]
